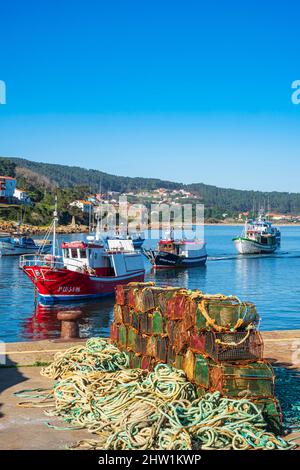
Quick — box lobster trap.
[190,330,264,362]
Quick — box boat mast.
[53,196,58,257]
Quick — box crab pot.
[189,330,263,362]
[253,397,283,434]
[135,333,148,355]
[189,330,206,353]
[174,353,185,370]
[128,288,137,309]
[173,321,190,354]
[139,312,149,334]
[210,361,275,398]
[110,322,118,343]
[117,323,127,349]
[121,306,131,326]
[156,288,181,313]
[183,298,198,331]
[183,349,196,382]
[127,326,139,352]
[195,298,259,331]
[130,310,140,330]
[115,285,132,306]
[113,304,124,324]
[155,336,169,362]
[133,287,156,312]
[192,355,275,398]
[193,353,210,388]
[146,335,157,358]
[166,293,188,321]
[130,353,142,369]
[166,320,176,344]
[167,345,176,363]
[151,310,166,335]
[140,355,153,370]
[206,330,263,362]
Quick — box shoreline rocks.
[0,220,89,235]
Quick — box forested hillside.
[6,157,181,192]
[1,156,300,216]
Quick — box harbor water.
[1,225,300,342]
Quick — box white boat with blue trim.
[0,233,52,256]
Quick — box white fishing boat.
[233,214,280,255]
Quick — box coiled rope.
[40,337,129,379]
[15,338,296,451]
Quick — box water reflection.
[2,225,300,342]
[20,297,115,341]
[147,265,208,291]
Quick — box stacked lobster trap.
[110,282,282,432]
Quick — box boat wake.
[208,251,300,261]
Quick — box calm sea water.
[1,225,300,343]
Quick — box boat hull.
[22,265,145,303]
[132,239,145,249]
[233,237,278,255]
[153,251,207,269]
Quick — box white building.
[69,200,93,213]
[0,176,16,201]
[14,188,31,204]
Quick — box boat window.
[71,248,78,258]
[79,249,87,259]
[63,248,69,258]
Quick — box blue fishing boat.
[0,233,52,256]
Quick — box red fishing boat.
[19,202,145,303]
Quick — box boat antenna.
[52,196,58,257]
[88,203,92,233]
[95,212,102,241]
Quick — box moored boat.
[128,231,145,249]
[145,231,207,269]
[19,204,145,303]
[0,233,52,256]
[233,214,280,255]
[102,229,145,249]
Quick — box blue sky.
[0,0,300,191]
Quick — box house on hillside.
[267,213,291,221]
[69,200,93,213]
[14,188,31,204]
[87,196,98,204]
[238,211,249,220]
[0,176,16,203]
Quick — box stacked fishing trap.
[110,282,282,432]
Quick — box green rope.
[16,338,296,451]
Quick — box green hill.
[1,156,300,220]
[5,157,181,192]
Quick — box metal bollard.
[57,310,83,340]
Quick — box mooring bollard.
[57,310,83,340]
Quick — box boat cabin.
[158,239,206,258]
[61,238,144,277]
[244,220,277,247]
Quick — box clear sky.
[0,0,300,192]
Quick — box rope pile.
[41,338,129,379]
[16,338,296,451]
